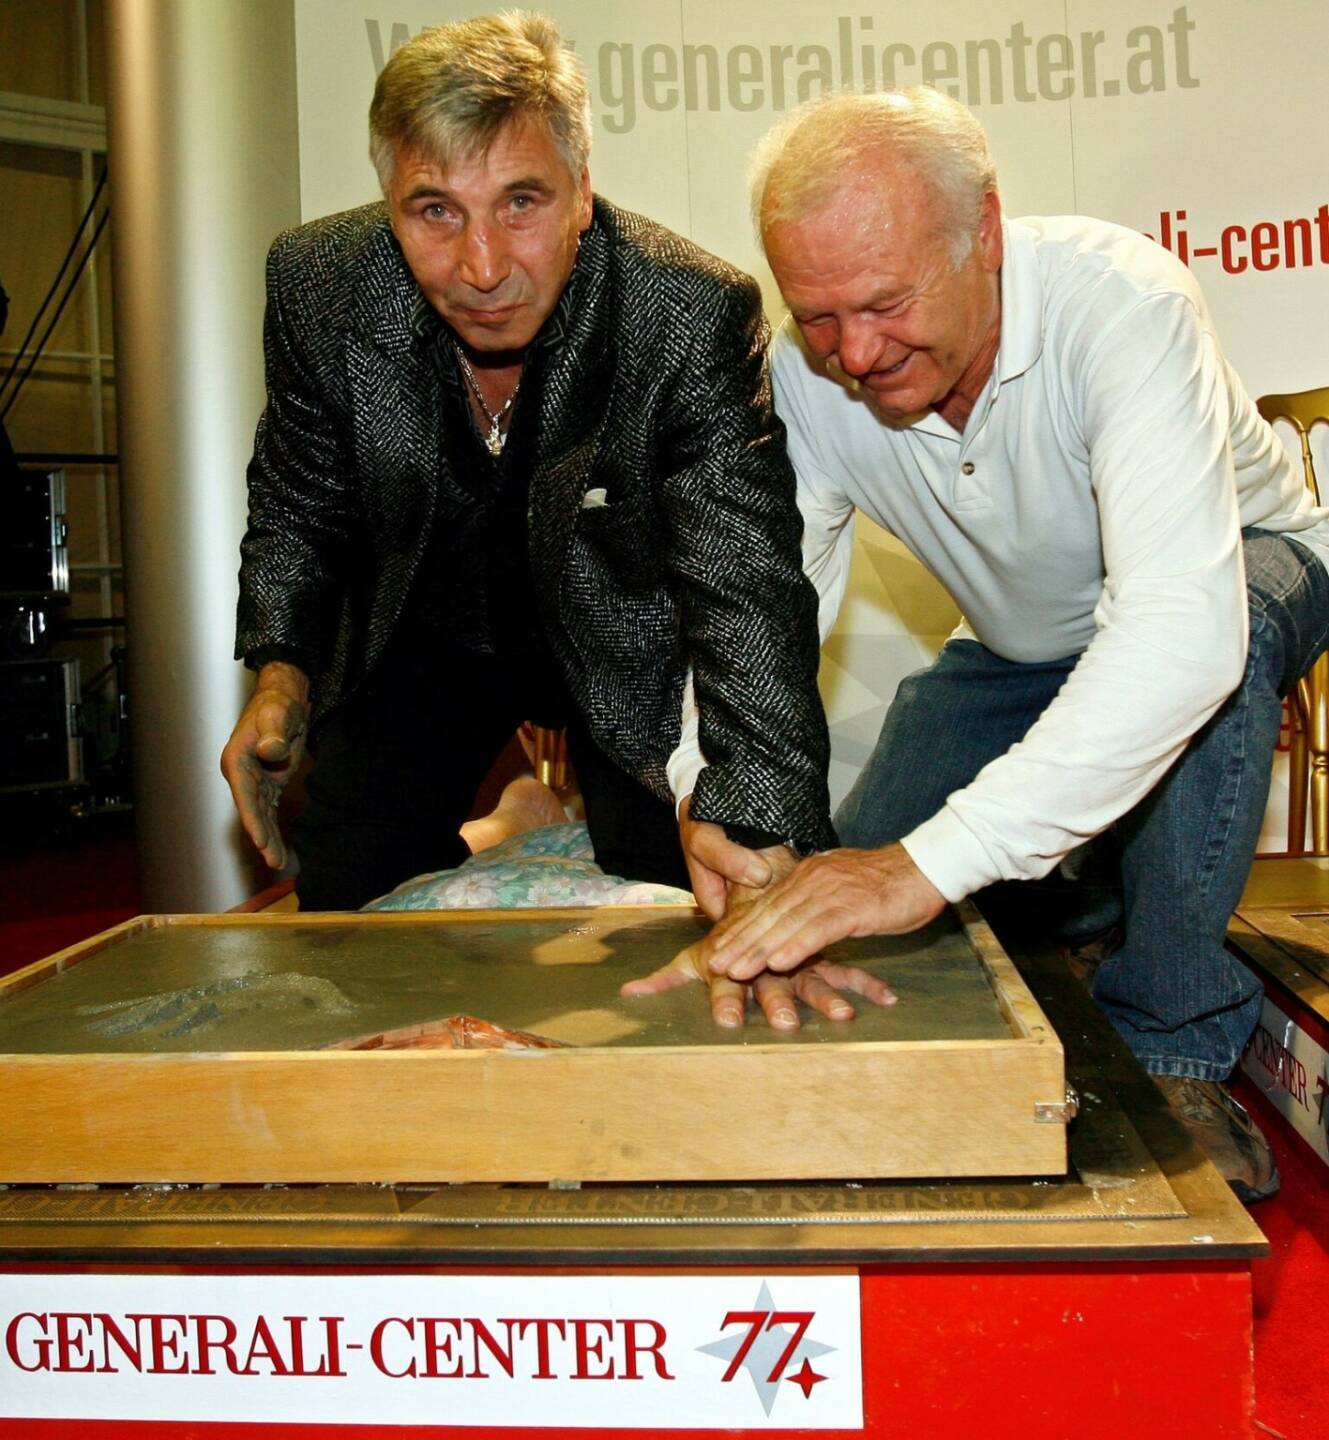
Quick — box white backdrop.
[294,0,1329,847]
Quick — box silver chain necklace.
[454,345,522,457]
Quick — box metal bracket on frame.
[1034,1088,1080,1124]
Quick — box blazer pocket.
[569,498,658,587]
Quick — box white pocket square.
[580,487,609,509]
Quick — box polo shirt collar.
[898,216,1044,441]
[994,216,1044,385]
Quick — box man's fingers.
[621,947,705,997]
[224,755,268,843]
[226,756,289,871]
[708,974,746,1029]
[706,866,864,980]
[714,893,847,980]
[685,860,728,922]
[707,878,797,959]
[627,940,899,1034]
[222,681,309,872]
[684,817,772,890]
[791,969,856,1021]
[751,973,801,1031]
[810,960,898,1008]
[240,808,285,872]
[254,699,303,762]
[254,732,293,764]
[719,846,948,979]
[708,837,772,890]
[619,967,690,997]
[239,806,268,856]
[257,780,288,869]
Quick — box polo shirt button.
[961,461,976,475]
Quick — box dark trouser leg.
[293,650,524,911]
[835,640,1094,942]
[565,720,690,890]
[1095,532,1329,1078]
[836,640,1075,847]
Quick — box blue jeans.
[836,531,1329,1079]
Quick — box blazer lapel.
[346,219,465,658]
[350,219,497,513]
[528,216,616,608]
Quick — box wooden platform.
[0,934,1265,1439]
[0,903,1069,1185]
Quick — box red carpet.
[0,909,139,975]
[1240,1075,1329,1439]
[0,812,139,977]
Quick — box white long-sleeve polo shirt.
[768,214,1329,902]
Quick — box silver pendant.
[486,425,504,457]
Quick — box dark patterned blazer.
[235,197,835,852]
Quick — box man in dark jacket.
[221,13,861,1024]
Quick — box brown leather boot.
[1060,925,1123,989]
[1152,1075,1281,1204]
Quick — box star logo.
[787,1356,828,1398]
[696,1281,836,1416]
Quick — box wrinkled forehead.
[772,151,943,232]
[765,168,949,285]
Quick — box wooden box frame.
[0,906,1069,1185]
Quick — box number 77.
[717,1310,814,1382]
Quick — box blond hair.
[369,11,591,190]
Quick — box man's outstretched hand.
[625,826,898,1030]
[699,842,947,982]
[620,941,896,1031]
[220,661,310,871]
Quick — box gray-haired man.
[220,13,886,1029]
[693,88,1329,1199]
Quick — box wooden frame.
[0,906,1069,1185]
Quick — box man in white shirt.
[699,88,1329,1202]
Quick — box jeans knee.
[892,666,932,709]
[1244,532,1329,691]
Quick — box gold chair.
[1258,387,1329,855]
[529,724,571,795]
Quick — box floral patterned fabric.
[364,823,695,911]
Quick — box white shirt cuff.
[900,808,1001,905]
[666,749,705,817]
[666,671,704,816]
